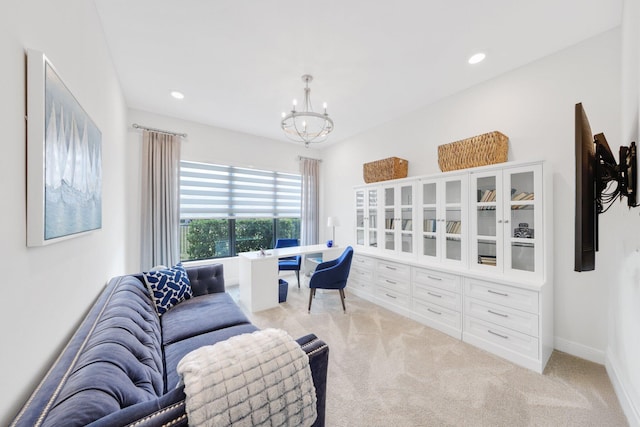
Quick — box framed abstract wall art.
[26,49,102,246]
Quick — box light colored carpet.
[230,274,628,427]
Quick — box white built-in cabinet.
[351,161,552,373]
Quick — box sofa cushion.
[164,323,259,390]
[161,291,251,346]
[143,263,193,315]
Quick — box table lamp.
[327,216,340,244]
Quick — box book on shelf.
[479,189,497,203]
[445,220,462,234]
[423,219,437,232]
[478,255,497,266]
[512,191,534,201]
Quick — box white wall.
[322,29,622,362]
[0,1,129,424]
[125,109,322,277]
[607,0,640,424]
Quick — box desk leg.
[239,256,279,312]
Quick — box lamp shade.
[327,216,340,227]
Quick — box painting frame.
[26,49,102,246]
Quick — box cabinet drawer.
[351,266,374,282]
[413,282,460,312]
[464,278,539,314]
[353,255,375,269]
[376,260,410,280]
[465,298,539,337]
[376,272,410,295]
[464,316,539,360]
[376,287,410,308]
[349,277,375,293]
[413,299,461,330]
[349,266,375,293]
[412,267,461,293]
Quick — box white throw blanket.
[176,328,317,427]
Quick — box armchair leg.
[308,288,316,312]
[296,270,300,288]
[339,289,346,312]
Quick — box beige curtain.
[300,157,320,245]
[140,130,181,269]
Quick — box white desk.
[238,244,343,312]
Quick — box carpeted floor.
[230,274,628,426]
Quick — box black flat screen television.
[574,102,638,272]
[575,103,596,271]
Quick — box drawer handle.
[488,329,509,339]
[488,309,508,318]
[427,275,442,281]
[386,279,396,284]
[427,291,442,298]
[385,266,397,270]
[487,289,509,297]
[427,308,442,315]
[385,293,397,299]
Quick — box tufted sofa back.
[18,276,164,427]
[187,264,225,296]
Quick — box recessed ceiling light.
[468,53,486,65]
[170,91,185,99]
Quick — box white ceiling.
[94,0,623,144]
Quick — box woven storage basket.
[363,157,408,183]
[438,131,509,172]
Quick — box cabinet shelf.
[510,240,535,247]
[510,202,534,210]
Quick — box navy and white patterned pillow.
[143,263,193,316]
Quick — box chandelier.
[281,74,334,147]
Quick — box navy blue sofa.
[10,264,329,427]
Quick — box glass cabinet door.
[384,187,395,250]
[399,184,414,254]
[470,164,542,278]
[472,173,501,270]
[421,181,438,258]
[419,176,466,265]
[355,189,365,246]
[444,179,463,262]
[355,187,380,249]
[367,189,378,248]
[504,167,541,275]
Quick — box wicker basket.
[438,131,509,172]
[363,157,408,183]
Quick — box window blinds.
[179,161,302,219]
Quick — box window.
[179,161,301,261]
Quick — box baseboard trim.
[554,336,605,364]
[606,351,640,427]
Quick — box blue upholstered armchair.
[308,246,354,312]
[275,238,302,288]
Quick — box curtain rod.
[297,155,322,162]
[132,123,187,138]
